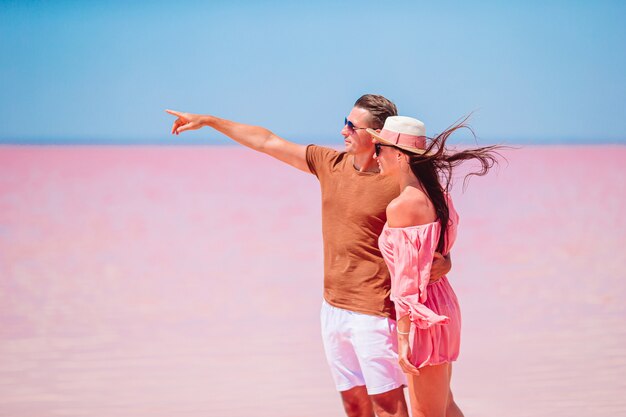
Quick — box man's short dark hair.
[354,94,398,129]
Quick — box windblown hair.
[354,94,398,129]
[400,115,505,253]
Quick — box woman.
[367,116,501,417]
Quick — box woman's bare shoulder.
[386,188,436,228]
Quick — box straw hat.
[367,116,428,154]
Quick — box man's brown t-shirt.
[306,145,400,318]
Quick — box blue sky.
[1,0,625,145]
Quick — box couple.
[166,95,499,417]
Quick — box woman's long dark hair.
[402,115,505,254]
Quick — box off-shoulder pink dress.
[378,195,461,368]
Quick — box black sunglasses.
[374,142,396,157]
[344,117,368,132]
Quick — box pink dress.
[378,195,461,368]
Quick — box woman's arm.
[387,194,451,283]
[397,315,420,375]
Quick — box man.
[166,95,451,417]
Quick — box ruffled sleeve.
[388,225,451,329]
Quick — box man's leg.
[339,386,409,417]
[321,301,408,417]
[371,386,409,417]
[351,312,408,417]
[322,301,371,415]
[340,386,375,417]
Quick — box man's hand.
[166,109,206,135]
[430,253,452,283]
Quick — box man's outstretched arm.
[166,109,310,173]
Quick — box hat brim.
[366,128,428,155]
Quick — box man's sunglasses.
[374,142,396,157]
[344,117,368,132]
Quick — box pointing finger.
[165,109,183,118]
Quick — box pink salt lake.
[0,145,625,416]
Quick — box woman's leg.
[446,365,464,417]
[406,363,450,417]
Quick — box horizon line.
[1,137,625,146]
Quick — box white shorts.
[320,300,407,395]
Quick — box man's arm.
[166,109,310,173]
[429,252,452,282]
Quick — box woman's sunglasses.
[374,143,396,157]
